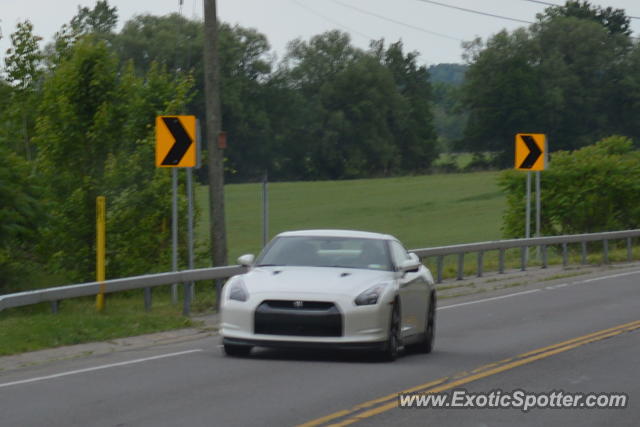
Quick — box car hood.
[242,266,395,296]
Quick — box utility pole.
[203,0,227,277]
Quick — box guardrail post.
[626,237,632,262]
[562,243,568,268]
[436,256,444,284]
[477,251,484,277]
[581,241,587,265]
[457,253,465,280]
[520,247,527,271]
[51,301,59,314]
[541,245,547,268]
[603,240,609,264]
[499,248,505,274]
[144,288,152,312]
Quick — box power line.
[521,0,558,6]
[414,0,534,24]
[290,0,376,41]
[520,0,640,20]
[330,0,462,42]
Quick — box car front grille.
[254,300,342,337]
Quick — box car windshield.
[256,236,393,271]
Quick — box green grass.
[0,290,209,357]
[197,171,506,263]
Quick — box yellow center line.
[517,319,640,358]
[297,319,640,427]
[297,378,448,427]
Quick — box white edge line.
[438,289,541,310]
[580,270,640,283]
[438,269,640,311]
[0,349,203,389]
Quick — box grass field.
[196,171,506,264]
[0,292,197,356]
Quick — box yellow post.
[96,196,106,312]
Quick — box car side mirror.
[399,253,421,273]
[237,254,255,267]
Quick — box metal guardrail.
[1,229,639,314]
[0,266,245,313]
[412,229,640,283]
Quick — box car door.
[389,240,428,338]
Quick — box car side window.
[389,241,411,268]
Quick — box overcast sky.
[1,0,639,66]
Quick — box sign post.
[156,115,197,308]
[263,171,269,248]
[515,133,547,264]
[95,196,106,312]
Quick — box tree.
[45,0,118,68]
[218,24,274,181]
[278,32,439,179]
[0,145,42,292]
[35,36,194,281]
[460,29,542,165]
[540,0,632,36]
[3,20,43,160]
[381,41,438,171]
[70,0,118,36]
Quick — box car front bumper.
[221,291,393,348]
[222,337,387,351]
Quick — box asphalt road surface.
[1,266,638,427]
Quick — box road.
[0,266,638,427]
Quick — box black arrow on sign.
[161,117,193,166]
[519,135,542,169]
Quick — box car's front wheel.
[223,343,252,357]
[417,293,436,354]
[381,302,401,362]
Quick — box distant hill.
[428,63,467,86]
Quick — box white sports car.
[220,229,436,361]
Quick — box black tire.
[223,343,252,357]
[381,302,401,362]
[417,294,436,354]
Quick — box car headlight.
[228,278,249,302]
[354,284,387,306]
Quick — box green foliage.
[0,146,43,292]
[499,136,640,237]
[428,63,467,85]
[2,20,43,160]
[34,36,194,282]
[540,0,631,36]
[274,34,439,180]
[70,0,118,36]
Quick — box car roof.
[276,229,396,241]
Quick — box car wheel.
[381,302,401,362]
[418,294,436,354]
[223,343,252,357]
